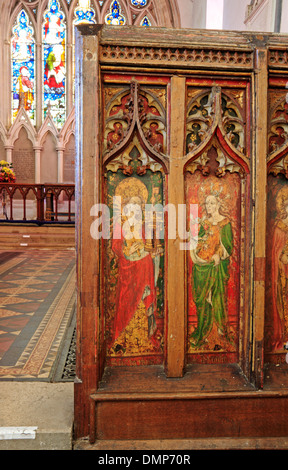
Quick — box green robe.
[190,218,233,348]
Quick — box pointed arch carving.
[185,86,250,177]
[103,81,169,173]
[267,92,288,178]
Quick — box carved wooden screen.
[74,26,288,449]
[266,51,288,377]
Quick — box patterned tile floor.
[0,250,76,381]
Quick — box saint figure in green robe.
[189,194,233,349]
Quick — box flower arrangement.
[0,160,16,183]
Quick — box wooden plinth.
[86,365,288,444]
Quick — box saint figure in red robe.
[109,179,161,355]
[270,186,288,351]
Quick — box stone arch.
[9,107,37,148]
[37,110,59,147]
[12,126,35,183]
[40,129,58,183]
[0,0,182,184]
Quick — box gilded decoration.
[104,166,165,365]
[103,82,166,366]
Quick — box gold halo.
[115,177,148,204]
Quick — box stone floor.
[0,381,74,450]
[0,249,76,450]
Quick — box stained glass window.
[140,16,151,26]
[11,10,36,124]
[72,1,96,101]
[43,0,66,128]
[131,0,148,6]
[105,0,126,25]
[74,0,96,25]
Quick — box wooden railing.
[0,183,75,224]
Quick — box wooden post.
[74,26,103,439]
[253,46,268,388]
[166,75,186,377]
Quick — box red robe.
[270,221,288,350]
[111,223,156,343]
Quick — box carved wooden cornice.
[269,49,288,68]
[100,44,253,69]
[82,25,255,70]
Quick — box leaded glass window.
[43,0,66,128]
[10,1,158,131]
[105,0,126,25]
[131,0,148,7]
[74,0,96,25]
[11,9,36,124]
[140,16,151,26]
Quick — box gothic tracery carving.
[103,81,168,173]
[186,86,246,162]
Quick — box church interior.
[1,0,288,451]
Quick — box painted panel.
[103,139,165,366]
[265,174,288,361]
[186,149,241,364]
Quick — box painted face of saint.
[124,196,143,223]
[205,195,220,216]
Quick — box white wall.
[222,0,248,31]
[280,0,288,32]
[245,0,276,32]
[177,0,207,29]
[206,0,223,29]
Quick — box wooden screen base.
[85,364,288,446]
[74,437,288,450]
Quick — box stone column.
[34,146,42,184]
[57,146,64,183]
[5,146,13,164]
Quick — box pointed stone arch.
[8,106,37,147]
[59,105,75,148]
[37,108,59,146]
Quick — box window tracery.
[105,1,126,25]
[0,0,179,184]
[140,15,150,26]
[131,0,148,7]
[74,0,96,24]
[9,0,158,132]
